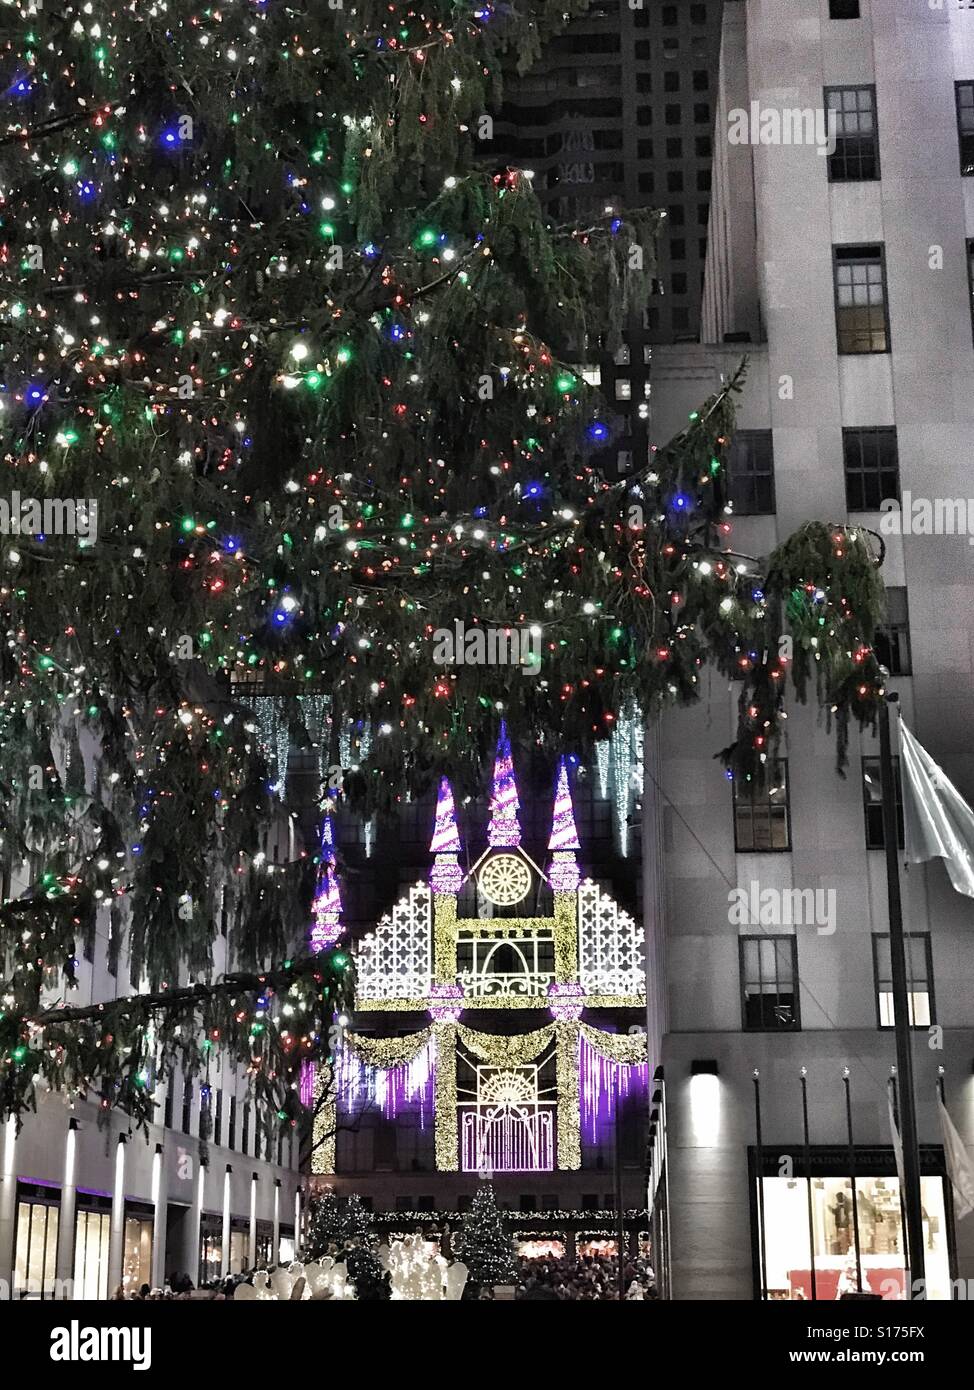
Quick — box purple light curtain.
[335,1040,436,1126]
[579,1032,649,1145]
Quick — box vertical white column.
[55,1119,79,1294]
[248,1171,258,1269]
[189,1161,205,1285]
[150,1143,166,1290]
[220,1165,232,1276]
[107,1134,127,1294]
[294,1186,302,1256]
[272,1180,281,1266]
[0,1116,18,1295]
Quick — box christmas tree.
[459,1183,517,1289]
[0,1,886,1129]
[304,1191,374,1260]
[342,1245,392,1303]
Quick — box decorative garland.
[345,1029,432,1069]
[579,1024,648,1067]
[456,1023,555,1067]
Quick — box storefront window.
[74,1209,111,1300]
[14,1197,59,1299]
[229,1226,250,1275]
[123,1215,153,1293]
[758,1173,951,1300]
[199,1218,222,1283]
[279,1233,296,1265]
[516,1238,566,1259]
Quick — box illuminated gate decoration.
[459,1065,556,1173]
[311,734,648,1175]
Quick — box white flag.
[939,1097,974,1221]
[898,717,974,898]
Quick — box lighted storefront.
[13,1184,59,1298]
[752,1150,953,1301]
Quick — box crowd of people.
[514,1251,657,1301]
[111,1273,250,1301]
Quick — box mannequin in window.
[830,1191,852,1255]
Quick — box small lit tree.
[459,1183,517,1289]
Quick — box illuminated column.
[294,1187,302,1254]
[0,1117,18,1292]
[220,1164,232,1276]
[55,1119,79,1294]
[189,1161,205,1284]
[432,1020,459,1171]
[107,1134,127,1294]
[150,1142,167,1291]
[272,1180,281,1266]
[249,1171,258,1268]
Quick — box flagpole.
[879,690,925,1295]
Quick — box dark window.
[519,1195,537,1212]
[242,1104,250,1156]
[697,201,710,225]
[665,104,681,126]
[541,1194,560,1211]
[829,0,860,15]
[581,1194,600,1211]
[636,73,652,94]
[164,1082,174,1131]
[668,204,685,226]
[457,1195,473,1213]
[670,238,686,261]
[671,272,688,294]
[638,172,654,195]
[690,2,707,22]
[842,427,899,511]
[638,138,654,159]
[662,4,678,25]
[228,1096,237,1151]
[695,134,712,157]
[861,756,904,850]
[697,168,712,192]
[693,102,711,124]
[214,1089,223,1147]
[874,587,912,676]
[968,239,974,342]
[395,1196,414,1212]
[825,86,880,181]
[181,1078,193,1135]
[635,41,652,60]
[833,245,890,353]
[666,136,683,158]
[726,430,775,515]
[664,71,680,94]
[740,937,800,1031]
[872,934,934,1028]
[693,70,710,92]
[958,83,974,175]
[667,170,684,193]
[733,760,791,852]
[637,106,653,127]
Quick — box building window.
[666,136,683,158]
[164,1082,174,1131]
[664,71,680,93]
[829,0,860,17]
[242,1104,250,1156]
[873,934,934,1028]
[74,1208,111,1301]
[181,1077,193,1135]
[14,1196,59,1299]
[842,427,899,511]
[825,86,879,181]
[740,937,800,1030]
[861,756,904,850]
[968,240,974,342]
[874,586,912,676]
[123,1211,153,1294]
[726,431,775,515]
[834,245,890,353]
[956,82,974,175]
[214,1089,223,1147]
[519,1195,537,1212]
[733,761,791,852]
[228,1096,237,1151]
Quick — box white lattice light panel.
[577,880,645,996]
[356,882,432,1000]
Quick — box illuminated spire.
[487,720,522,847]
[430,776,464,894]
[309,811,343,952]
[548,756,581,892]
[548,756,581,851]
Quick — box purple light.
[487,720,522,847]
[547,981,584,1022]
[579,1033,649,1145]
[335,1040,435,1124]
[299,1059,315,1108]
[309,814,342,952]
[429,983,463,1023]
[430,776,462,854]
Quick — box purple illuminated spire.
[430,777,465,895]
[487,720,522,847]
[309,812,343,953]
[547,756,581,891]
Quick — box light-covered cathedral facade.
[310,727,650,1226]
